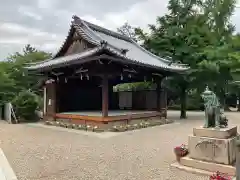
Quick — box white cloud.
[0,22,64,56]
[76,0,168,32]
[104,0,168,30]
[2,0,240,60]
[82,15,105,27]
[37,0,56,10]
[0,22,40,34]
[0,22,62,40]
[18,6,42,21]
[82,0,240,33]
[0,39,29,45]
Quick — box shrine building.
[26,15,188,129]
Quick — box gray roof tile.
[26,47,101,70]
[26,15,189,72]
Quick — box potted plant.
[210,171,231,180]
[174,144,188,162]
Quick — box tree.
[134,0,238,117]
[135,0,212,118]
[200,0,236,42]
[6,45,51,94]
[196,0,237,108]
[0,62,16,105]
[0,44,51,120]
[224,34,240,110]
[117,22,138,41]
[23,44,37,54]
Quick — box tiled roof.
[26,47,101,70]
[26,15,189,72]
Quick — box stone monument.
[172,86,237,176]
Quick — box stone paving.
[0,111,239,180]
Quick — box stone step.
[171,162,214,176]
[0,149,18,180]
[0,168,7,180]
[180,156,235,176]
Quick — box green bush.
[168,96,204,111]
[35,95,43,110]
[12,90,39,121]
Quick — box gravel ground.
[0,111,238,180]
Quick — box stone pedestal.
[189,126,237,165]
[171,126,237,176]
[235,137,240,180]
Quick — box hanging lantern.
[80,74,83,80]
[86,74,89,80]
[65,77,67,83]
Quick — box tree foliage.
[119,0,240,117]
[12,90,40,120]
[117,22,138,41]
[0,44,51,120]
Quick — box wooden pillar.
[156,81,161,112]
[43,86,47,115]
[44,81,56,121]
[156,77,164,111]
[102,75,109,117]
[161,87,167,118]
[156,78,167,118]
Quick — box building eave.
[25,45,189,73]
[26,15,189,73]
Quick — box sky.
[1,0,240,60]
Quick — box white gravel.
[0,111,238,180]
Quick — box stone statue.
[201,86,221,128]
[219,109,228,128]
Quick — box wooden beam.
[102,74,109,117]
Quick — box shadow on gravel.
[167,111,204,121]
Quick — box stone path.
[0,111,238,180]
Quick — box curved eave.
[102,47,189,73]
[25,46,189,73]
[25,47,102,71]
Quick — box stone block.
[193,126,237,139]
[188,135,236,165]
[176,156,236,176]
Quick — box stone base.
[188,135,236,164]
[46,117,172,132]
[171,156,235,176]
[173,126,238,177]
[193,126,237,139]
